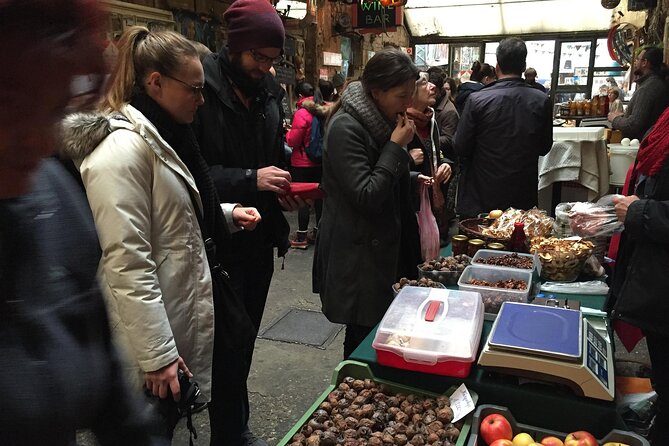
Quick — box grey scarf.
[341,81,395,147]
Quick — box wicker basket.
[458,218,510,245]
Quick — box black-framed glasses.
[163,73,205,96]
[250,49,284,65]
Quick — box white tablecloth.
[538,127,609,200]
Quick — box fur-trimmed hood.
[59,112,126,160]
[300,99,331,119]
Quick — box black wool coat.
[454,78,553,217]
[313,110,413,328]
[608,158,669,337]
[194,52,290,258]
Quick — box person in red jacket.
[286,82,330,248]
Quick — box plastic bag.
[540,280,610,295]
[417,183,440,261]
[567,194,625,238]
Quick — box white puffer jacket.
[61,104,233,399]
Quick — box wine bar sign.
[351,0,402,29]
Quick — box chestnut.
[436,407,453,424]
[426,421,443,434]
[422,413,436,425]
[315,409,330,422]
[427,433,439,444]
[343,377,355,385]
[351,380,366,391]
[357,426,373,438]
[363,379,375,390]
[289,442,302,446]
[320,402,333,413]
[368,437,383,446]
[443,425,459,441]
[308,419,324,431]
[343,428,358,439]
[306,435,320,446]
[435,396,450,408]
[354,396,367,406]
[386,397,400,407]
[345,390,358,401]
[394,411,409,424]
[344,417,358,430]
[394,434,408,446]
[338,399,350,409]
[394,423,408,434]
[322,432,337,446]
[421,400,434,411]
[411,414,422,426]
[339,383,351,392]
[361,404,375,418]
[293,433,307,443]
[358,418,374,428]
[409,434,425,446]
[382,433,395,445]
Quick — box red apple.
[541,437,565,446]
[480,413,513,445]
[564,431,597,446]
[490,440,514,446]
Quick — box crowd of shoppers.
[5,0,669,444]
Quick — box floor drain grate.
[258,308,343,349]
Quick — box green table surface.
[350,246,624,437]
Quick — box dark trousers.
[646,331,669,445]
[291,166,323,231]
[344,324,374,359]
[208,243,274,445]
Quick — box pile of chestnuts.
[392,277,444,293]
[289,377,463,446]
[419,255,470,273]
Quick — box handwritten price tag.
[449,383,475,423]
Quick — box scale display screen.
[586,323,609,388]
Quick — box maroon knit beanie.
[224,0,285,54]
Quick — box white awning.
[404,0,613,38]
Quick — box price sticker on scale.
[449,383,475,422]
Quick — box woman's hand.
[233,206,261,231]
[390,113,415,147]
[417,174,433,186]
[434,163,452,184]
[612,195,640,222]
[145,356,192,401]
[409,148,424,166]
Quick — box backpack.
[305,113,324,164]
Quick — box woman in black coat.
[313,49,420,358]
[608,107,669,446]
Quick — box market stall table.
[538,127,610,214]
[350,247,625,438]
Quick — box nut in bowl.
[530,237,594,282]
[418,255,471,285]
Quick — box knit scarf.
[634,106,669,178]
[406,107,433,129]
[130,93,227,250]
[340,81,395,147]
[218,48,267,100]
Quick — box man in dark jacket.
[193,0,301,444]
[608,47,669,140]
[0,1,158,444]
[454,37,553,218]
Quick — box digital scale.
[478,302,615,401]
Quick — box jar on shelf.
[467,239,486,257]
[452,235,469,256]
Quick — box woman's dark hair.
[470,61,495,82]
[296,81,314,98]
[318,79,335,102]
[445,77,457,101]
[361,48,420,94]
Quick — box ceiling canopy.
[404,0,613,38]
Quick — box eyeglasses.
[250,49,284,65]
[163,73,205,96]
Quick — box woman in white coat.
[61,27,260,442]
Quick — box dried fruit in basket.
[530,237,594,282]
[481,208,554,239]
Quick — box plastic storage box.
[467,404,649,446]
[457,265,532,318]
[277,360,479,446]
[372,286,484,377]
[471,249,535,270]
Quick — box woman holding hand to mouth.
[313,48,420,358]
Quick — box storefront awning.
[404,0,614,38]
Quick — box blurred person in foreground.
[0,1,159,444]
[61,26,261,443]
[313,49,419,358]
[454,37,552,218]
[608,107,669,445]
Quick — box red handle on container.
[424,300,442,322]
